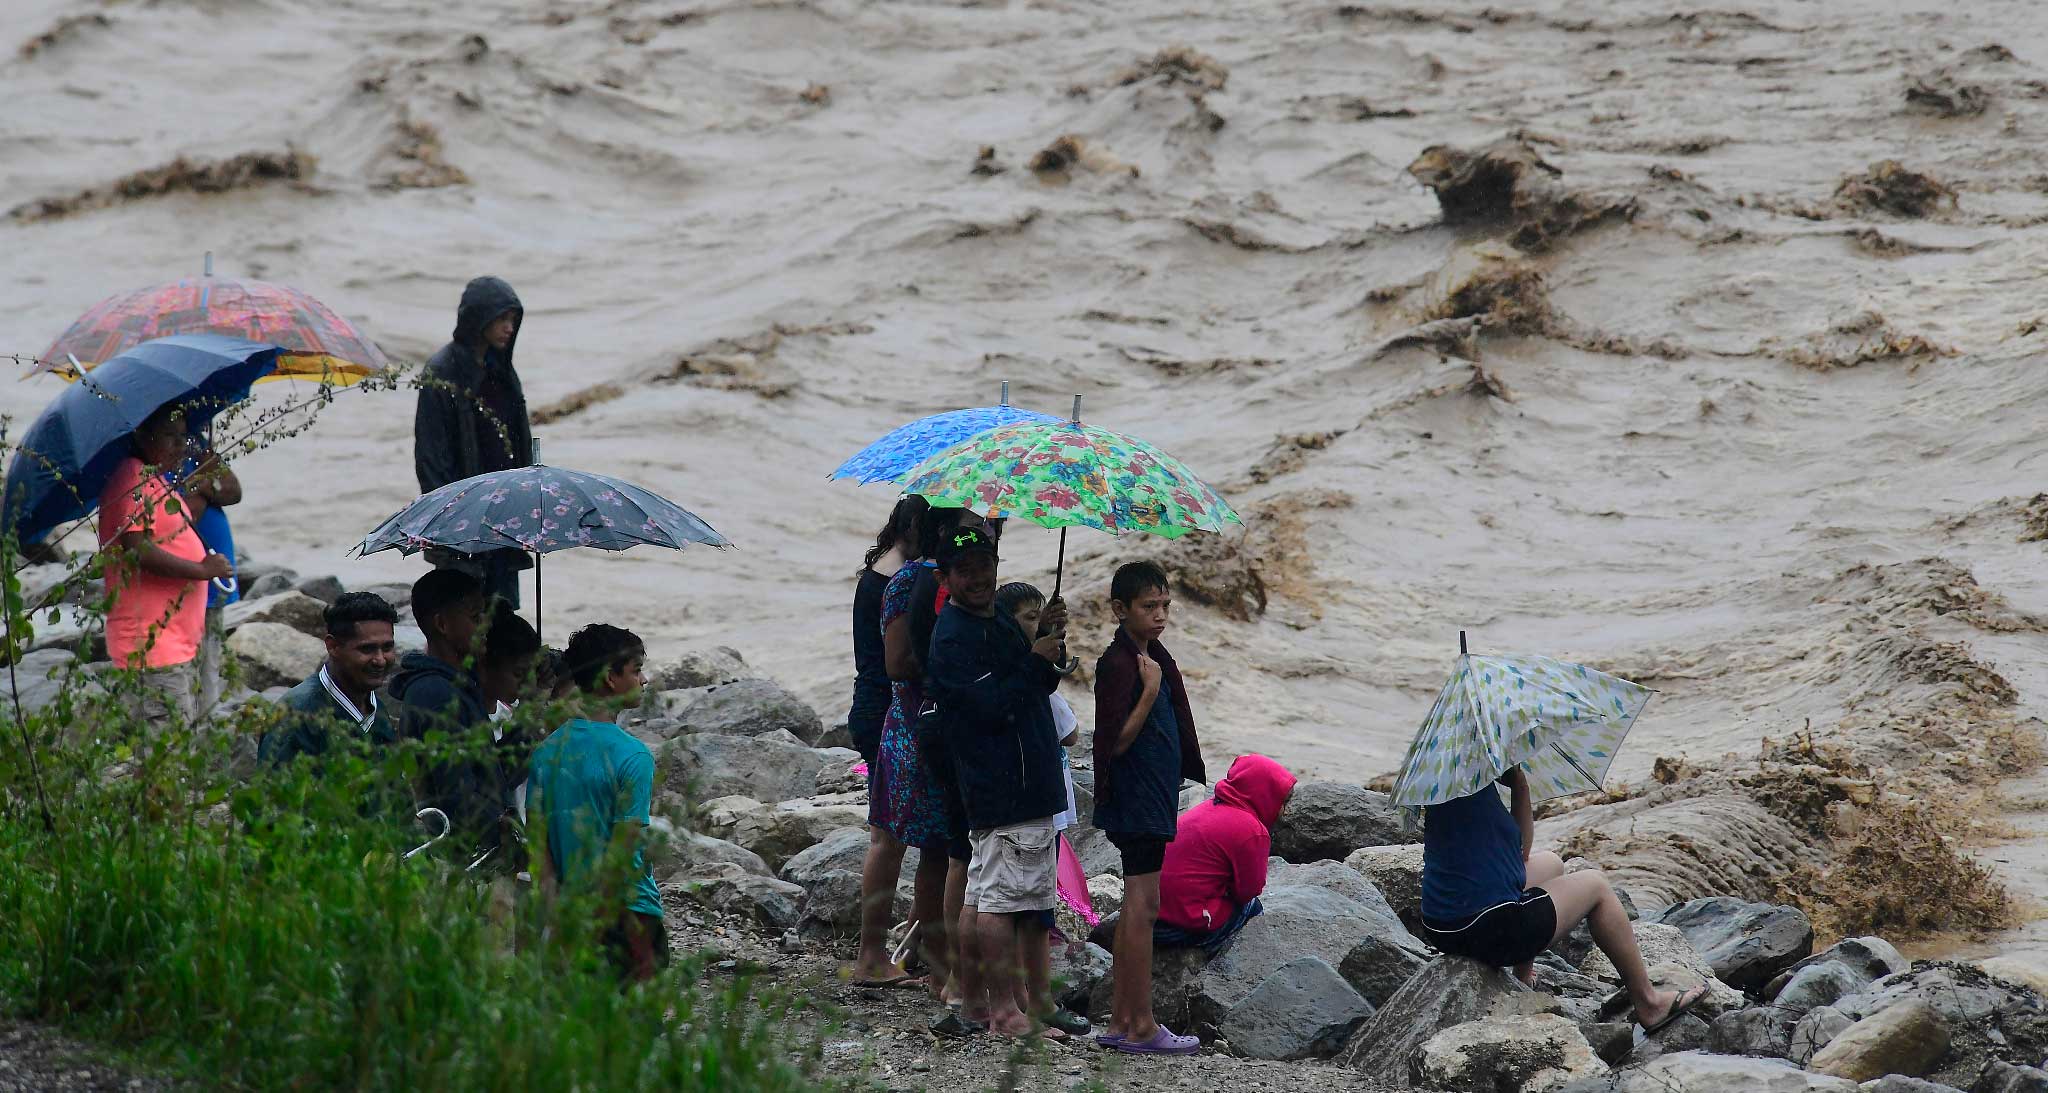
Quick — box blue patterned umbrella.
[830,384,1059,486]
[356,465,728,636]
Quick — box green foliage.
[0,717,824,1092]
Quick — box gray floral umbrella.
[356,464,729,636]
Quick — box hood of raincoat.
[452,276,522,355]
[1211,753,1296,828]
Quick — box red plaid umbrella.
[37,275,389,385]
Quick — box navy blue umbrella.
[2,334,282,545]
[355,464,730,637]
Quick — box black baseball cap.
[934,525,999,569]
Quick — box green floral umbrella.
[1390,642,1653,814]
[902,399,1239,663]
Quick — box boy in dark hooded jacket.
[386,569,506,856]
[414,275,533,608]
[1155,754,1296,953]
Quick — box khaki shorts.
[966,817,1057,914]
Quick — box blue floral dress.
[869,561,948,850]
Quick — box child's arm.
[1104,653,1162,760]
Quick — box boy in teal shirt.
[528,623,663,982]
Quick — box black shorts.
[1108,831,1167,876]
[1421,888,1557,968]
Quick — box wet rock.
[674,678,825,744]
[1775,961,1873,1018]
[1561,1050,1860,1091]
[1830,962,2048,1089]
[224,591,329,638]
[1861,1078,1965,1093]
[1770,937,1908,999]
[1266,858,1404,924]
[778,827,869,936]
[1406,136,1635,252]
[240,567,299,601]
[1216,956,1372,1061]
[1579,922,1715,984]
[1793,1005,1856,1066]
[1415,1012,1606,1092]
[648,828,770,882]
[1192,882,1411,1041]
[651,646,752,690]
[1709,1005,1798,1060]
[660,729,851,804]
[1269,782,1404,863]
[1810,998,1950,1082]
[1648,897,1813,991]
[1345,843,1425,927]
[1339,929,1435,1009]
[1974,1062,2048,1093]
[1335,956,1530,1086]
[696,794,867,869]
[1625,1012,1713,1065]
[1050,940,1112,1013]
[673,873,805,929]
[295,575,345,604]
[1583,1020,1636,1066]
[1087,943,1210,1029]
[227,622,324,690]
[1833,161,1957,218]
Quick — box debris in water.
[1367,316,1483,361]
[18,13,110,60]
[799,83,831,106]
[1029,135,1083,174]
[1113,45,1228,91]
[531,382,624,426]
[10,149,315,223]
[460,34,490,63]
[1248,431,1347,485]
[1905,71,1989,117]
[1428,255,1551,335]
[382,118,469,190]
[1407,137,1635,251]
[1465,363,1515,402]
[2020,494,2048,543]
[1833,160,1957,218]
[1774,309,1956,371]
[970,146,1007,176]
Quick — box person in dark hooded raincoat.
[414,275,534,608]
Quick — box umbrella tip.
[1459,630,1467,656]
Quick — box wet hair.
[1110,561,1171,606]
[325,591,399,639]
[864,496,930,571]
[917,506,971,559]
[411,569,483,638]
[562,623,646,694]
[482,603,541,668]
[995,582,1044,617]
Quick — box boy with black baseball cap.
[925,525,1070,1039]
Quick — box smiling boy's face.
[1113,584,1172,643]
[942,551,999,614]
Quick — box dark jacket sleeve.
[414,381,462,494]
[1092,643,1136,772]
[1161,657,1206,784]
[928,621,1055,734]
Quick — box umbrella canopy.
[901,418,1240,539]
[357,465,730,559]
[1390,652,1653,812]
[2,334,281,544]
[37,276,389,386]
[830,403,1060,486]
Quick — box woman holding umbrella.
[100,404,233,727]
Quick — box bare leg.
[1110,871,1162,1041]
[909,850,951,985]
[852,828,910,981]
[1515,851,1567,986]
[1020,913,1051,1019]
[957,899,988,1022]
[977,910,1030,1036]
[939,858,969,1006]
[1539,868,1692,1026]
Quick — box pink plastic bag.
[1056,833,1097,926]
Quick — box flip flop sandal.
[930,1011,987,1039]
[1108,1024,1201,1056]
[1640,984,1710,1035]
[853,973,925,990]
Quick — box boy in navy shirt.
[1092,561,1206,1054]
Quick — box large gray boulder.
[1860,1078,1964,1093]
[674,679,824,744]
[649,829,770,882]
[1579,922,1715,984]
[778,827,869,937]
[238,562,299,601]
[1270,781,1404,863]
[671,873,805,929]
[651,646,752,690]
[3,648,80,719]
[227,622,324,690]
[1215,956,1372,1061]
[660,729,852,804]
[1829,962,2048,1089]
[225,591,330,637]
[1558,1050,1860,1092]
[1340,929,1435,1009]
[1051,940,1112,1014]
[295,575,345,604]
[1647,897,1813,992]
[1709,1005,1799,1060]
[23,604,104,661]
[1974,1062,2048,1093]
[704,796,867,869]
[1414,1013,1607,1092]
[1809,999,1949,1083]
[1793,1006,1857,1066]
[1087,944,1210,1030]
[1191,881,1414,1046]
[1345,843,1425,928]
[1776,960,1874,1018]
[1335,955,1530,1087]
[1769,937,1908,999]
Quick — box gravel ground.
[0,1022,180,1093]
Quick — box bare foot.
[848,960,912,985]
[986,1010,1033,1038]
[1633,983,1708,1030]
[1514,962,1537,988]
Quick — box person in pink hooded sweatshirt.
[1154,754,1297,953]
